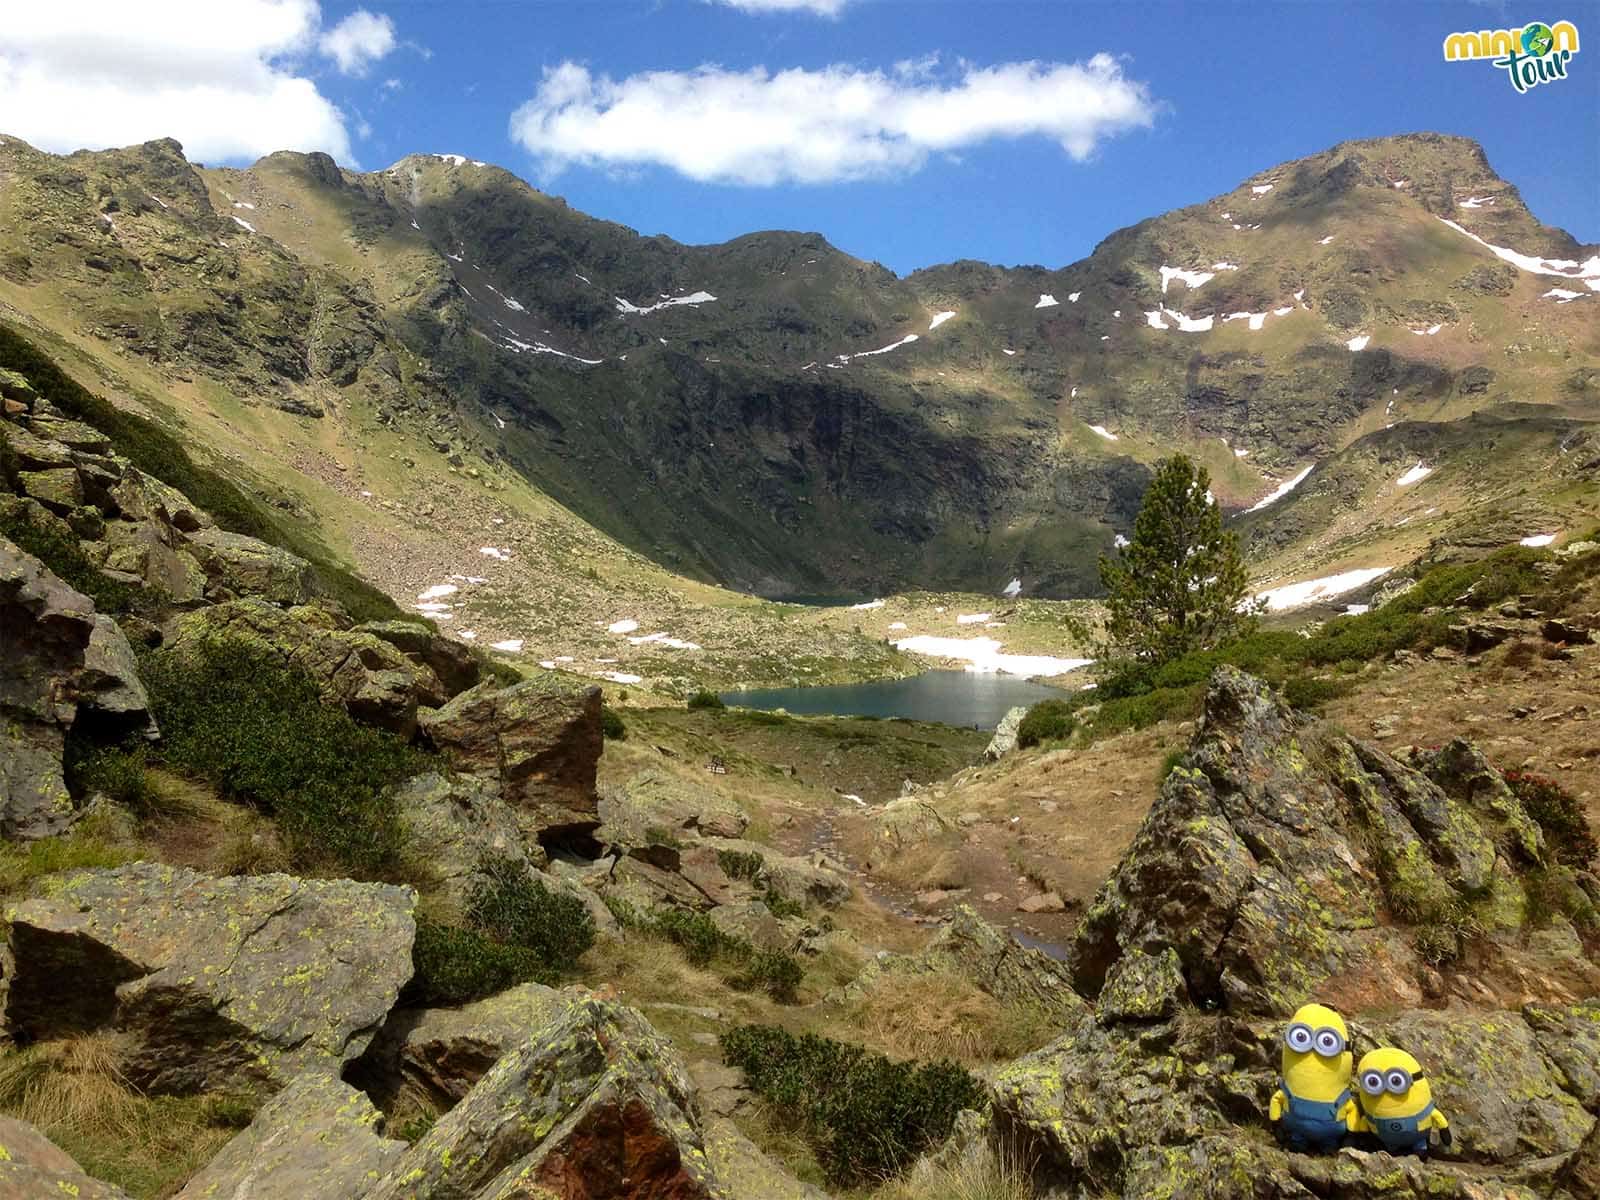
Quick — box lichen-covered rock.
[869,796,952,851]
[1556,1116,1600,1198]
[108,465,212,534]
[1068,668,1561,1018]
[983,705,1028,761]
[365,997,716,1200]
[167,598,447,735]
[420,677,604,840]
[356,618,482,697]
[17,465,83,511]
[1099,946,1185,1024]
[703,1118,830,1200]
[184,526,319,605]
[599,770,748,844]
[174,1074,405,1200]
[0,536,95,839]
[358,982,570,1110]
[0,1116,132,1199]
[80,613,156,735]
[701,837,850,909]
[4,863,416,1092]
[392,772,545,907]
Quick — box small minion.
[1354,1048,1451,1156]
[1269,1003,1360,1152]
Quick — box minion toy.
[1354,1048,1452,1156]
[1269,1004,1358,1152]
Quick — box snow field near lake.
[850,599,885,611]
[1244,464,1313,514]
[893,634,1093,678]
[1254,567,1392,612]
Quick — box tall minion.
[1269,1003,1359,1152]
[1354,1048,1452,1156]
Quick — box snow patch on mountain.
[928,310,957,331]
[1436,217,1600,288]
[1347,334,1370,351]
[894,635,1092,678]
[1396,462,1433,487]
[1244,464,1313,514]
[1088,424,1118,441]
[615,291,718,315]
[1520,533,1557,547]
[1255,567,1392,612]
[1035,294,1059,308]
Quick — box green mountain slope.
[0,131,1594,605]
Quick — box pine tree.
[1098,454,1259,666]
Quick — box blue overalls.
[1279,1081,1352,1152]
[1368,1103,1435,1155]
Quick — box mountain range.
[0,129,1595,616]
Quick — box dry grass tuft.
[870,1140,1036,1200]
[851,970,1056,1066]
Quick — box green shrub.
[0,323,402,623]
[687,690,727,711]
[600,705,627,740]
[0,504,136,614]
[720,1025,984,1185]
[1158,749,1186,783]
[468,855,596,974]
[1281,675,1353,712]
[717,849,765,881]
[1086,685,1204,737]
[141,636,429,877]
[1015,699,1075,748]
[1506,772,1598,869]
[406,920,548,1006]
[732,950,803,1002]
[63,740,153,812]
[606,898,802,1001]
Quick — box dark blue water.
[719,670,1064,730]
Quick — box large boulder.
[983,705,1029,761]
[599,769,749,845]
[184,526,318,605]
[356,618,482,697]
[1068,667,1585,1018]
[703,1118,830,1200]
[166,598,447,736]
[0,536,95,839]
[80,613,156,736]
[174,1073,406,1200]
[0,1117,132,1199]
[356,982,571,1110]
[364,997,717,1200]
[419,677,604,844]
[392,772,546,908]
[4,863,416,1092]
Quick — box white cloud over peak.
[709,0,851,15]
[0,2,402,165]
[319,9,397,76]
[509,55,1157,186]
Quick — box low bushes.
[1015,699,1074,748]
[600,705,627,739]
[687,690,727,711]
[140,636,429,878]
[1506,771,1598,869]
[719,1024,983,1186]
[605,899,802,1001]
[0,503,137,614]
[408,856,596,1005]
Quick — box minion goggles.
[1284,1023,1347,1057]
[1360,1066,1424,1096]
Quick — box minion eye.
[1285,1024,1313,1052]
[1314,1029,1342,1056]
[1361,1071,1385,1095]
[1386,1070,1410,1094]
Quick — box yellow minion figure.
[1354,1048,1452,1156]
[1269,1003,1359,1152]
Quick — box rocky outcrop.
[0,1117,132,1199]
[599,769,749,844]
[1068,667,1594,1017]
[357,981,570,1110]
[363,997,716,1200]
[185,527,319,606]
[0,537,150,837]
[166,598,449,736]
[703,1118,831,1200]
[983,705,1028,761]
[419,677,604,844]
[174,1074,406,1200]
[357,618,482,695]
[392,772,546,907]
[842,905,1086,1025]
[4,863,416,1092]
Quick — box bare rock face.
[1068,666,1591,1017]
[419,677,604,844]
[173,1074,405,1200]
[391,772,547,908]
[0,1117,132,1199]
[364,997,716,1200]
[0,537,150,838]
[4,863,417,1093]
[184,527,319,606]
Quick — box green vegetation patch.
[1506,772,1598,870]
[1015,698,1075,748]
[720,1024,983,1186]
[140,635,428,877]
[605,898,802,1001]
[0,501,138,614]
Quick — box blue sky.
[3,1,1596,274]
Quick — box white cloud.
[318,9,396,76]
[709,0,851,14]
[510,54,1157,186]
[0,2,402,165]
